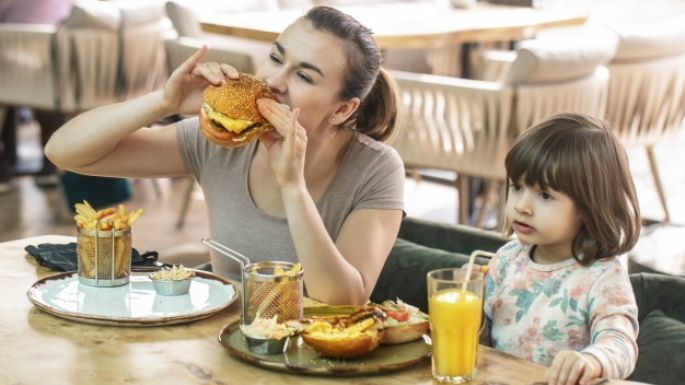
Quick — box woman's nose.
[265,68,287,94]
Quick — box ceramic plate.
[27,269,238,326]
[218,320,431,375]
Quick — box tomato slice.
[386,309,409,322]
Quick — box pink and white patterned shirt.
[484,240,639,379]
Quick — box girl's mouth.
[512,220,535,235]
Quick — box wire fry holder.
[202,238,303,326]
[77,218,131,287]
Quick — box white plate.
[27,269,238,326]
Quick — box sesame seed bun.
[198,73,276,148]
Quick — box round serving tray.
[27,269,238,326]
[218,320,431,376]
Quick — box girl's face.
[505,180,583,263]
[256,19,352,133]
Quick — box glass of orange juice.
[427,268,484,383]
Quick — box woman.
[45,6,405,305]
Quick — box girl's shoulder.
[491,240,531,270]
[497,239,531,260]
[585,255,629,277]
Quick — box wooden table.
[201,2,588,50]
[0,235,645,385]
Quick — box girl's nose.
[514,193,533,215]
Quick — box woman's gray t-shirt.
[176,117,405,279]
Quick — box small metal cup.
[77,224,132,287]
[244,334,289,355]
[150,276,192,296]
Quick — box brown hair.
[504,113,641,265]
[304,6,398,142]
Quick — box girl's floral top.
[484,240,639,379]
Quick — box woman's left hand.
[547,351,603,385]
[257,98,307,189]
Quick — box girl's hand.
[162,46,240,115]
[547,351,602,385]
[257,99,307,189]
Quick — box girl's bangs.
[505,137,564,192]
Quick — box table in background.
[0,235,646,385]
[201,1,588,76]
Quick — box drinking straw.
[461,250,479,291]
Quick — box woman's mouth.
[512,220,535,235]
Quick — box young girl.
[483,113,641,385]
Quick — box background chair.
[0,0,168,114]
[605,15,685,223]
[390,33,616,227]
[475,19,685,223]
[164,0,270,73]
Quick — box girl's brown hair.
[504,113,641,265]
[304,6,398,142]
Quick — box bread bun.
[302,307,386,358]
[198,73,276,148]
[302,326,385,358]
[382,320,429,344]
[379,299,430,345]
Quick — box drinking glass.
[427,268,484,383]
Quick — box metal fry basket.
[77,219,132,287]
[202,238,303,325]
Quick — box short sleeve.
[354,146,405,212]
[175,117,215,184]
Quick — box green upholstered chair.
[628,273,685,385]
[370,217,510,312]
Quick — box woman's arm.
[45,46,237,178]
[283,184,402,305]
[45,92,185,177]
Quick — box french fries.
[75,201,140,281]
[74,201,143,231]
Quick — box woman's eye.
[269,54,283,64]
[297,71,313,84]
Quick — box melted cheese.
[305,318,376,341]
[203,103,254,134]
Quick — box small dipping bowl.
[243,333,289,355]
[150,275,192,296]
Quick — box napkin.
[25,243,159,272]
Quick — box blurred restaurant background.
[1,0,685,275]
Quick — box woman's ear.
[330,97,360,124]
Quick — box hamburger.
[379,299,430,344]
[301,306,386,358]
[199,73,276,147]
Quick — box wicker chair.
[604,15,685,223]
[0,0,167,113]
[390,32,616,226]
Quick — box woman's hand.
[162,46,240,115]
[547,351,603,385]
[257,99,307,189]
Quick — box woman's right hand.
[162,46,240,115]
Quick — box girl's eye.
[269,54,283,65]
[539,191,553,200]
[296,71,313,84]
[509,183,522,192]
